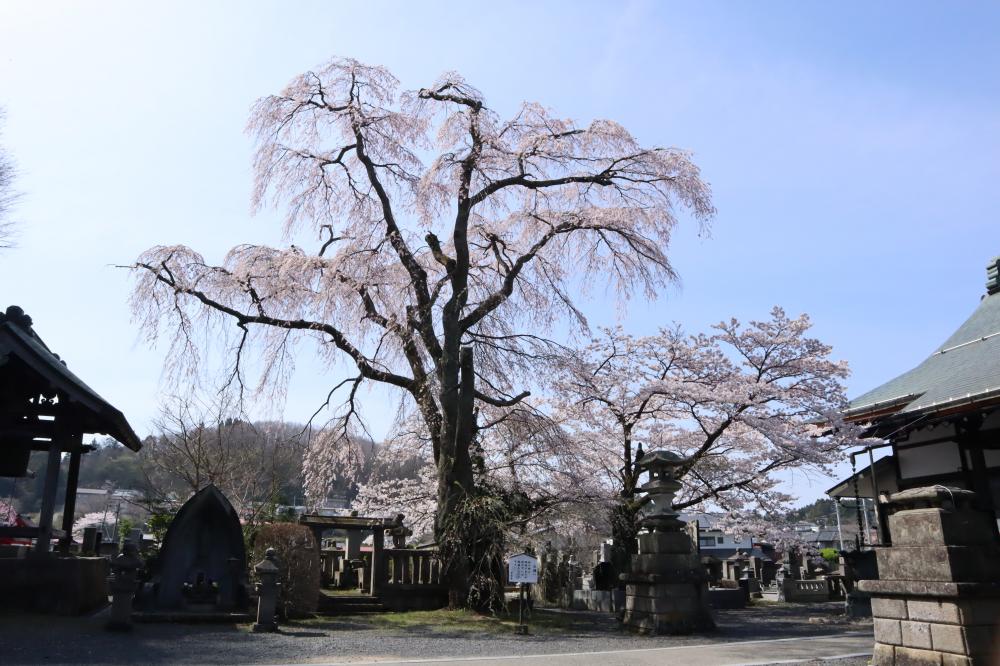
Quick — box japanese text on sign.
[507,553,539,584]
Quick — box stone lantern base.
[859,487,1000,665]
[621,530,715,634]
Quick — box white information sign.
[507,553,539,584]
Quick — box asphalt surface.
[0,602,873,665]
[266,633,874,666]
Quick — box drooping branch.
[135,260,416,391]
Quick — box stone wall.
[868,591,1000,664]
[0,556,109,614]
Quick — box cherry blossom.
[130,57,713,602]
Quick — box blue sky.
[1,1,998,505]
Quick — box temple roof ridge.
[847,258,1000,422]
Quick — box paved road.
[1,602,873,665]
[271,632,873,666]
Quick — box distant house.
[809,529,842,550]
[681,512,754,555]
[791,521,819,534]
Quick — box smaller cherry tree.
[72,511,111,543]
[553,307,857,561]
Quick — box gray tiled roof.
[811,529,841,543]
[847,289,1000,418]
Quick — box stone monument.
[621,450,715,634]
[859,486,1000,665]
[135,484,249,616]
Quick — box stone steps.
[316,592,388,615]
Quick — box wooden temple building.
[0,305,141,612]
[842,259,1000,665]
[841,258,1000,542]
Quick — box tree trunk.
[436,346,477,607]
[610,432,640,583]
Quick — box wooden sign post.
[507,553,539,635]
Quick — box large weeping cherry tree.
[129,57,714,605]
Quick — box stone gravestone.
[621,451,714,634]
[136,484,249,614]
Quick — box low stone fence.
[779,579,830,602]
[319,545,447,611]
[571,588,625,612]
[384,548,443,586]
[380,548,447,611]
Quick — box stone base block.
[868,587,1000,664]
[876,546,1000,583]
[626,580,703,599]
[872,642,983,666]
[622,607,715,635]
[623,578,714,635]
[637,532,691,554]
[708,587,746,609]
[631,553,702,576]
[888,508,997,548]
[626,591,702,614]
[251,621,277,632]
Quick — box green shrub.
[251,523,320,618]
[147,511,175,548]
[819,547,840,563]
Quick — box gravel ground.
[0,602,872,665]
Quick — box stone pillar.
[59,446,83,554]
[370,528,385,596]
[82,527,99,555]
[859,487,1000,665]
[621,450,714,634]
[340,528,363,588]
[33,441,63,556]
[344,529,363,559]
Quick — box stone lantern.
[621,450,715,634]
[252,548,281,633]
[106,542,141,631]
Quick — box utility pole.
[860,498,871,548]
[834,499,844,551]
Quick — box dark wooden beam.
[27,440,91,453]
[59,439,83,554]
[33,439,62,556]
